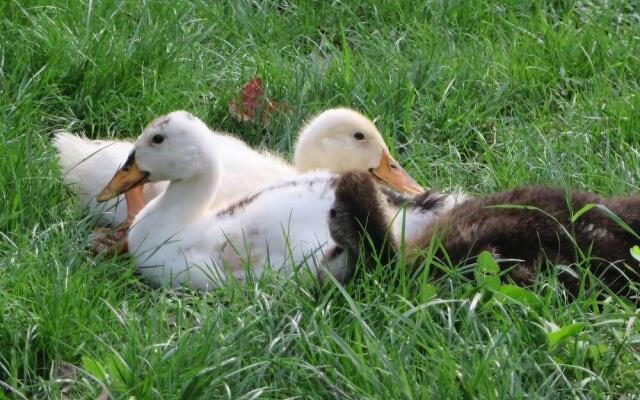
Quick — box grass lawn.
[2,0,640,398]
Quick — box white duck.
[96,111,359,290]
[54,108,422,225]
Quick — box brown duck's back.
[414,186,640,295]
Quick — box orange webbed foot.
[89,186,146,257]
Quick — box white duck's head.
[96,111,219,201]
[294,108,422,194]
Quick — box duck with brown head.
[328,171,462,272]
[328,174,640,300]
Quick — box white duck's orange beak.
[96,151,150,202]
[371,150,423,195]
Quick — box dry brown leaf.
[228,76,290,127]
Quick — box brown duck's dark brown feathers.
[329,172,395,268]
[330,176,640,299]
[414,185,640,297]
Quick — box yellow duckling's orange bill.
[96,151,149,202]
[371,150,423,195]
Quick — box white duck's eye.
[353,132,365,141]
[151,134,165,144]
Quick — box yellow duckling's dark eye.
[353,132,365,141]
[152,134,165,145]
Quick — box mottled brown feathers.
[414,185,640,296]
[329,175,640,298]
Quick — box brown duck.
[330,172,640,299]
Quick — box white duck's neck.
[163,174,218,219]
[139,161,221,230]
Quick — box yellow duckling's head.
[294,108,422,194]
[96,111,219,201]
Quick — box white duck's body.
[130,172,346,290]
[55,108,423,225]
[98,112,351,290]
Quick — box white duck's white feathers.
[120,112,349,290]
[131,172,346,290]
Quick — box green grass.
[1,0,640,398]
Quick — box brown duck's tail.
[329,172,395,268]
